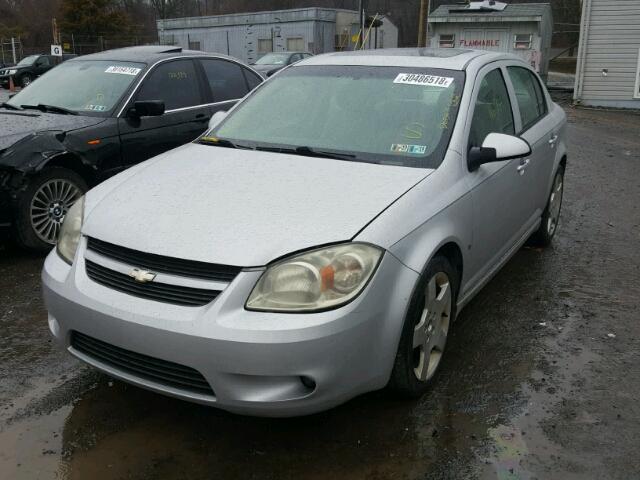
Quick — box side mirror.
[129,100,165,118]
[468,133,531,171]
[208,110,228,130]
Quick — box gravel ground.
[1,95,639,480]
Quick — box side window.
[199,58,249,102]
[243,68,262,91]
[508,66,548,131]
[136,59,201,111]
[38,56,52,66]
[290,54,302,64]
[469,68,515,149]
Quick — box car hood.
[0,110,105,153]
[0,65,26,74]
[83,144,431,267]
[252,64,282,73]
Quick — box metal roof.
[430,2,551,21]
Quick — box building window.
[439,34,455,48]
[287,37,305,51]
[258,39,273,54]
[514,34,532,50]
[188,41,201,51]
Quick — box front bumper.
[42,238,418,417]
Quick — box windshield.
[255,53,290,65]
[7,60,145,115]
[17,55,38,66]
[211,65,465,168]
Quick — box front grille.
[86,260,220,307]
[71,331,214,396]
[87,237,241,282]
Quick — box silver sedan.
[42,48,567,417]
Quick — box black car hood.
[0,110,105,153]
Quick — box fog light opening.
[300,376,316,391]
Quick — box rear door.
[505,65,555,219]
[197,57,262,116]
[118,58,211,166]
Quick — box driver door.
[118,58,210,167]
[465,65,531,285]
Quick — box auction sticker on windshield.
[394,73,454,88]
[105,66,142,76]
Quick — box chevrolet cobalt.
[43,49,567,417]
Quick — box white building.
[574,0,640,109]
[157,7,399,65]
[428,1,553,79]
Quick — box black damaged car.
[0,46,262,250]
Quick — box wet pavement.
[1,103,639,479]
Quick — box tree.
[60,0,132,36]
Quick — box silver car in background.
[43,48,567,417]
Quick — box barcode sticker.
[393,73,454,88]
[105,66,142,76]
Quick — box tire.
[388,255,459,398]
[529,165,565,247]
[14,168,88,251]
[20,74,32,88]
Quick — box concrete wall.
[574,0,640,109]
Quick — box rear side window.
[136,59,201,111]
[199,59,249,102]
[243,69,262,91]
[508,66,548,131]
[469,68,515,149]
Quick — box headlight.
[246,243,383,312]
[56,196,85,264]
[8,69,17,75]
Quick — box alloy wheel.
[412,271,452,382]
[30,179,82,245]
[547,171,564,236]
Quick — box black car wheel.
[20,74,33,87]
[15,168,87,251]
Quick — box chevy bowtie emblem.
[129,269,157,283]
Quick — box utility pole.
[417,0,429,47]
[358,0,366,49]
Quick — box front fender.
[0,131,70,173]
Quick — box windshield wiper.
[20,104,78,115]
[0,102,21,111]
[255,145,357,161]
[197,136,253,150]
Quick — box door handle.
[517,158,530,175]
[548,134,558,147]
[195,113,209,123]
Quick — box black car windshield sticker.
[105,66,142,76]
[393,73,454,88]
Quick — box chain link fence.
[1,33,172,65]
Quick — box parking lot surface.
[1,91,639,479]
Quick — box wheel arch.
[37,152,95,186]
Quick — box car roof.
[298,48,521,71]
[69,46,221,65]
